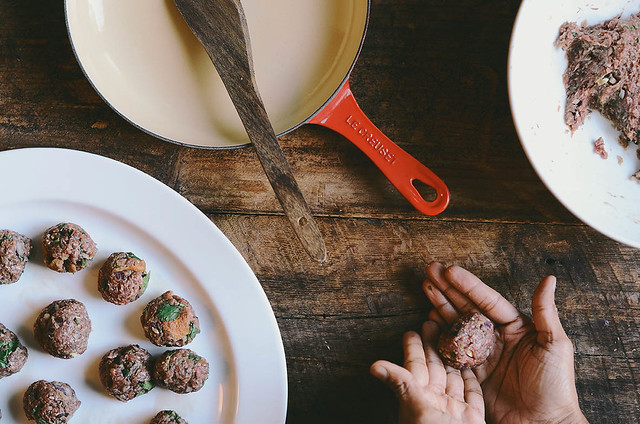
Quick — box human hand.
[371,321,486,424]
[423,262,588,424]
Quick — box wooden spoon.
[173,0,326,262]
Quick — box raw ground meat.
[0,230,31,284]
[153,349,209,393]
[23,380,80,424]
[141,291,200,347]
[557,13,640,146]
[0,322,28,378]
[99,344,154,401]
[594,137,609,159]
[438,312,496,370]
[150,410,188,424]
[98,252,149,305]
[33,299,92,359]
[42,222,97,273]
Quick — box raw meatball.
[0,230,32,284]
[33,299,92,359]
[141,291,200,347]
[98,252,150,305]
[153,349,209,393]
[99,344,154,401]
[23,380,80,424]
[150,410,188,424]
[438,312,496,369]
[0,323,28,378]
[42,223,97,273]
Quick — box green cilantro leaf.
[141,272,151,292]
[157,301,183,322]
[0,339,19,368]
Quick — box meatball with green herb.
[23,380,80,424]
[0,229,31,284]
[153,349,209,393]
[141,291,200,347]
[42,223,96,273]
[99,344,154,402]
[0,323,28,378]
[98,252,150,305]
[150,410,188,424]
[33,299,92,359]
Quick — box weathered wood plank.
[211,214,640,423]
[0,0,575,223]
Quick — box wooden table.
[1,0,639,422]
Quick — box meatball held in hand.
[42,223,97,273]
[438,311,496,369]
[98,252,150,305]
[141,291,200,347]
[23,380,81,424]
[150,410,188,424]
[99,344,155,402]
[0,323,28,378]
[33,299,92,359]
[0,229,32,284]
[153,349,209,393]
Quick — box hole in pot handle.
[309,80,450,215]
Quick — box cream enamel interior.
[66,0,368,148]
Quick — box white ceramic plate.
[509,0,640,248]
[64,0,367,148]
[0,148,287,423]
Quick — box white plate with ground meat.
[509,0,640,248]
[0,148,287,423]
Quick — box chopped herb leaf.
[141,272,151,292]
[0,338,19,368]
[126,252,141,260]
[157,301,183,322]
[122,367,130,377]
[139,380,154,391]
[187,321,200,341]
[0,234,12,243]
[188,352,201,361]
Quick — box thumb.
[370,360,414,400]
[531,275,569,346]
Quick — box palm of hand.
[423,263,584,424]
[479,320,578,424]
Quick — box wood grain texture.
[174,0,326,261]
[0,0,638,423]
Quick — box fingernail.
[374,365,388,379]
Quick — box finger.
[461,368,484,415]
[445,265,521,325]
[402,331,429,386]
[428,308,447,329]
[472,330,504,383]
[445,365,464,402]
[531,275,569,346]
[422,321,446,392]
[426,263,479,318]
[370,360,414,399]
[423,279,459,323]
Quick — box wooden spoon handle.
[174,0,326,262]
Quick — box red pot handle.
[309,79,450,215]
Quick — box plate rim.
[508,0,640,249]
[0,147,288,423]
